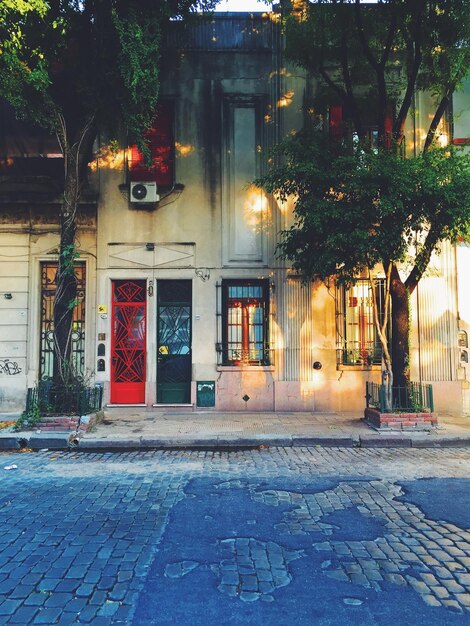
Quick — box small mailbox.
[197,381,215,407]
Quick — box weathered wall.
[1,14,467,417]
[0,213,96,413]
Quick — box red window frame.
[338,279,387,366]
[329,104,343,141]
[222,280,269,366]
[128,101,174,187]
[329,103,393,147]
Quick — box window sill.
[337,365,381,371]
[217,365,275,372]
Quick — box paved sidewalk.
[1,408,470,450]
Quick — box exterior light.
[438,133,448,147]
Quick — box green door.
[156,280,192,404]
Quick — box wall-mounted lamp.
[3,293,12,300]
[438,133,448,148]
[146,242,155,251]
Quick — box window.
[39,261,86,380]
[1,100,64,179]
[336,279,387,366]
[329,104,343,141]
[128,101,174,187]
[221,280,269,365]
[329,103,393,149]
[223,95,265,264]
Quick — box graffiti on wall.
[0,359,22,375]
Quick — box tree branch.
[339,30,365,139]
[394,4,424,144]
[423,86,454,153]
[353,1,395,145]
[405,226,442,294]
[354,0,379,71]
[379,7,398,69]
[318,58,348,103]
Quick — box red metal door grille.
[111,280,146,404]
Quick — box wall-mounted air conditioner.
[129,182,159,203]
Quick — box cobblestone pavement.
[0,447,469,624]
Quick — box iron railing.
[337,341,382,366]
[366,381,434,413]
[25,382,103,416]
[216,343,274,366]
[167,15,275,51]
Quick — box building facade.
[0,13,468,415]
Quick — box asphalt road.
[0,447,470,625]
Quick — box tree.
[0,0,215,391]
[258,0,470,394]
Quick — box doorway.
[110,279,147,404]
[157,280,192,404]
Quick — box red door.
[111,280,147,404]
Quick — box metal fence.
[25,382,103,416]
[216,344,274,367]
[167,15,275,51]
[337,341,382,366]
[365,381,434,413]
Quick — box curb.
[2,433,470,451]
[292,436,355,447]
[359,436,412,448]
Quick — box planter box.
[21,411,104,433]
[364,407,438,430]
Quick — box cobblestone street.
[0,447,469,624]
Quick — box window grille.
[39,261,86,380]
[217,279,270,366]
[336,278,387,366]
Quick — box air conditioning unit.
[129,182,159,203]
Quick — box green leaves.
[0,0,215,150]
[257,132,470,285]
[283,1,470,148]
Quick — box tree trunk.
[53,147,79,386]
[390,264,410,390]
[52,117,96,390]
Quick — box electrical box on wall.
[197,381,215,407]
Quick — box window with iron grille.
[39,261,86,380]
[336,279,387,366]
[128,101,174,187]
[221,280,269,365]
[328,103,394,150]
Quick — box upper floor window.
[328,103,393,150]
[0,100,64,179]
[221,280,270,366]
[336,278,387,367]
[128,101,174,187]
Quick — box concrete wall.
[0,216,97,413]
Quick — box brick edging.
[364,407,438,430]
